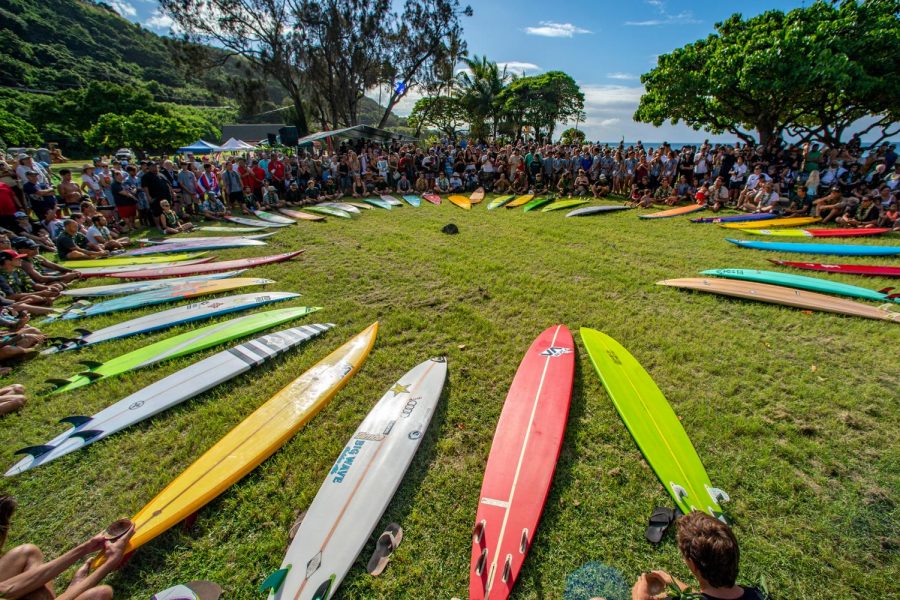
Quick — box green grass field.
[1,198,898,599]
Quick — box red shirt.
[239,166,254,191]
[0,182,17,216]
[268,160,285,181]
[251,166,266,190]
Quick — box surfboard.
[542,199,589,212]
[401,195,422,207]
[487,195,515,210]
[770,260,900,278]
[42,292,300,354]
[658,278,900,322]
[254,210,297,225]
[152,581,222,600]
[197,225,269,233]
[47,306,322,394]
[566,205,631,217]
[226,216,290,228]
[719,216,820,229]
[10,324,332,476]
[521,197,553,212]
[73,258,215,277]
[470,188,486,204]
[278,208,325,221]
[344,201,373,210]
[58,254,208,269]
[380,195,403,206]
[449,195,472,210]
[470,325,575,600]
[320,202,361,214]
[741,228,891,238]
[361,198,392,210]
[105,322,377,563]
[639,205,705,219]
[61,271,247,297]
[701,269,898,303]
[423,193,441,205]
[579,328,729,517]
[96,251,305,280]
[691,213,777,224]
[504,195,533,208]
[50,278,274,321]
[303,206,352,219]
[124,240,266,256]
[726,239,900,256]
[138,233,277,243]
[262,357,447,600]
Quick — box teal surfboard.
[402,195,422,207]
[702,269,899,303]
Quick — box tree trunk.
[289,93,309,137]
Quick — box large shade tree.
[635,0,900,146]
[497,71,584,142]
[456,55,510,140]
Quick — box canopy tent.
[218,137,256,151]
[177,140,220,153]
[296,125,417,146]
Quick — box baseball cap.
[13,211,27,219]
[25,169,38,176]
[10,237,37,250]
[0,249,27,261]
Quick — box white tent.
[218,137,256,151]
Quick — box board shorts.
[116,205,137,218]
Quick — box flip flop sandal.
[367,523,403,576]
[645,506,676,544]
[152,580,223,600]
[288,510,307,542]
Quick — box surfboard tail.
[14,444,55,458]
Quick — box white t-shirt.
[86,224,110,246]
[729,163,747,183]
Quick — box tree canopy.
[635,0,900,146]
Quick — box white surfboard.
[197,225,268,233]
[152,581,222,600]
[71,259,211,276]
[262,357,447,600]
[60,271,248,297]
[137,233,277,244]
[42,292,300,354]
[7,324,335,476]
[226,216,290,228]
[320,202,361,214]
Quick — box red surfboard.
[470,325,574,600]
[98,251,306,279]
[423,193,441,205]
[803,228,891,238]
[771,259,900,277]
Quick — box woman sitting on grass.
[573,169,591,197]
[156,200,193,235]
[0,496,134,600]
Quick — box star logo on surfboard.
[540,346,573,358]
[389,383,410,396]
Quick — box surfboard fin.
[886,293,900,299]
[706,486,731,503]
[74,328,92,337]
[14,444,54,458]
[78,360,103,370]
[59,415,91,427]
[68,430,102,441]
[79,371,104,381]
[45,378,73,389]
[258,566,290,593]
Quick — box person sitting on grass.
[814,187,859,224]
[156,200,193,235]
[574,169,591,197]
[783,186,812,217]
[0,250,59,305]
[305,180,322,204]
[512,171,529,195]
[557,170,573,198]
[285,182,304,206]
[414,172,429,194]
[199,194,228,220]
[531,172,547,195]
[836,194,880,228]
[11,237,79,286]
[241,186,258,214]
[674,175,695,205]
[396,173,412,194]
[351,175,367,198]
[751,182,782,214]
[449,172,464,193]
[628,511,764,600]
[0,384,26,416]
[261,186,284,210]
[878,201,898,229]
[629,184,642,204]
[434,173,450,194]
[654,177,676,206]
[493,172,511,194]
[86,216,130,252]
[707,177,730,212]
[591,175,610,198]
[55,219,107,261]
[0,495,134,600]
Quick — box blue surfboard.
[692,213,777,223]
[726,239,900,256]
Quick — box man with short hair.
[140,162,173,220]
[56,169,84,211]
[55,219,107,261]
[86,215,129,251]
[12,236,79,285]
[630,512,764,600]
[0,250,60,305]
[22,171,57,219]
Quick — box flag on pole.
[394,81,407,95]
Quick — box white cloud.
[582,84,645,112]
[598,118,621,127]
[626,1,700,26]
[525,21,592,38]
[607,72,638,81]
[145,10,175,31]
[497,61,541,74]
[364,86,424,118]
[108,0,136,17]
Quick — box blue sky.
[122,0,820,142]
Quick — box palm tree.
[455,55,509,141]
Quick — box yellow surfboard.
[448,195,471,210]
[505,194,534,208]
[105,322,378,561]
[719,216,821,229]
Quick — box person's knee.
[78,584,113,600]
[12,543,44,563]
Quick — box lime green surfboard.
[522,197,554,212]
[48,306,320,394]
[542,199,590,212]
[580,328,729,518]
[58,253,207,269]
